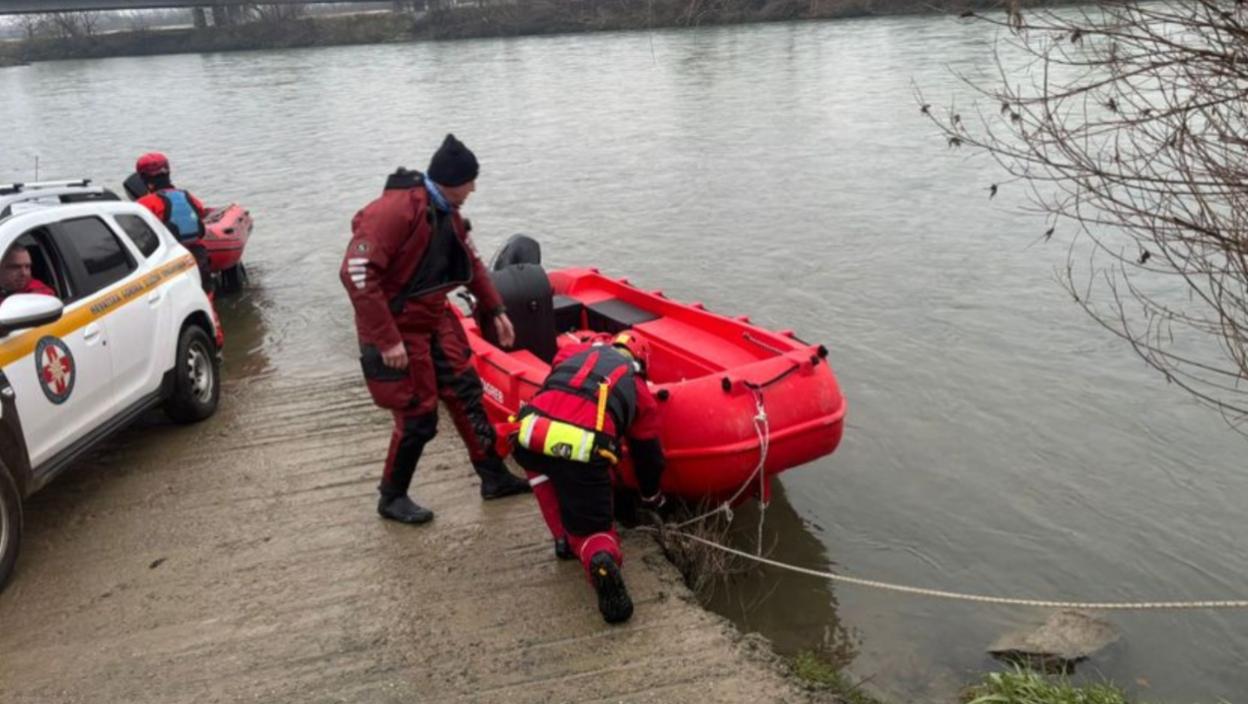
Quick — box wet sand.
[0,366,815,703]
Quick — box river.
[1,14,1244,702]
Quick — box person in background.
[134,152,213,293]
[0,245,56,302]
[340,133,531,526]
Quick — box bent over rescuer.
[510,330,666,624]
[340,133,530,524]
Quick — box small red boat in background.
[458,237,845,504]
[202,204,252,292]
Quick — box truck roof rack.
[0,178,93,196]
[0,179,121,220]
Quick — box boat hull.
[203,205,251,273]
[457,267,845,503]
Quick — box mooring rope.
[641,526,1248,611]
[671,386,772,542]
[649,382,1248,610]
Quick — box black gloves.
[639,491,675,520]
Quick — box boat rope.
[640,525,1248,610]
[652,379,1248,610]
[671,386,772,555]
[742,332,789,356]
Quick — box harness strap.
[568,350,600,389]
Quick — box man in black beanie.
[427,133,479,192]
[341,133,530,526]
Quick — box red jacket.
[340,170,504,351]
[0,278,55,301]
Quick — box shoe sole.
[590,554,633,624]
[378,508,434,524]
[481,484,533,500]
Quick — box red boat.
[459,239,845,503]
[202,204,252,291]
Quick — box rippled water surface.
[2,17,1244,702]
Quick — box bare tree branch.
[923,0,1248,429]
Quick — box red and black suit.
[340,168,516,501]
[512,341,665,573]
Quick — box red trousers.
[370,308,498,495]
[512,447,624,579]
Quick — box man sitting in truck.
[0,244,56,304]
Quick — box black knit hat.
[427,133,479,187]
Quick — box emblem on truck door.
[35,336,75,404]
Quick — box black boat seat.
[553,295,584,333]
[585,297,660,334]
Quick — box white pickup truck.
[0,179,222,591]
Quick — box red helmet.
[612,330,652,374]
[135,152,170,177]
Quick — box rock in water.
[988,610,1119,673]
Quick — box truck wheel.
[164,325,220,424]
[0,462,22,594]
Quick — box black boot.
[377,414,437,524]
[377,494,434,524]
[554,536,575,561]
[475,458,532,500]
[589,551,633,624]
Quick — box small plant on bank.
[791,650,882,704]
[963,668,1130,704]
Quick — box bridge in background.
[0,0,395,13]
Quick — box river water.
[2,15,1244,703]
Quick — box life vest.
[158,189,205,242]
[515,346,638,463]
[383,168,474,314]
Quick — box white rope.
[672,386,772,531]
[752,389,769,557]
[646,527,1248,611]
[650,380,1248,610]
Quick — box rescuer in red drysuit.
[509,330,667,623]
[341,133,530,525]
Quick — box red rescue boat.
[202,204,252,291]
[457,240,845,503]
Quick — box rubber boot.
[475,458,532,500]
[589,551,633,624]
[554,536,575,561]
[378,494,434,524]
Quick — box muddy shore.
[0,363,828,703]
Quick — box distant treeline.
[0,0,1040,64]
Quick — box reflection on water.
[215,267,273,381]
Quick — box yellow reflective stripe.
[595,382,608,432]
[575,430,593,462]
[0,254,196,368]
[518,414,537,448]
